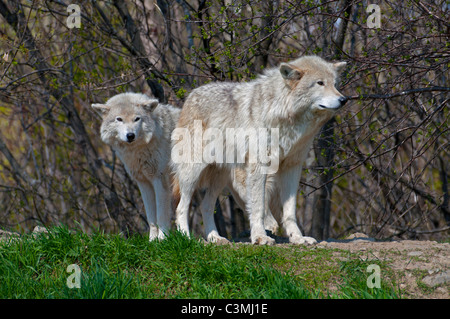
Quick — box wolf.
[172,55,347,245]
[92,92,180,240]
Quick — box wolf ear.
[333,61,347,73]
[91,103,110,116]
[280,63,303,81]
[140,99,159,113]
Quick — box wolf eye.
[134,117,141,122]
[317,81,324,86]
[116,117,123,122]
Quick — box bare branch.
[347,86,450,100]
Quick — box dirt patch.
[317,234,450,299]
[231,231,449,298]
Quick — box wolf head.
[279,56,348,116]
[92,93,159,147]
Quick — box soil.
[313,233,449,299]
[231,231,449,298]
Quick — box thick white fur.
[92,93,180,240]
[172,56,347,245]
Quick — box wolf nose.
[126,133,135,142]
[339,96,348,107]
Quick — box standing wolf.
[172,56,347,245]
[92,93,180,240]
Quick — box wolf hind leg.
[247,166,275,245]
[175,163,207,237]
[199,174,229,244]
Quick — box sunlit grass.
[0,226,400,299]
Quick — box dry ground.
[229,231,450,298]
[315,233,449,298]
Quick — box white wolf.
[172,56,347,245]
[92,93,180,240]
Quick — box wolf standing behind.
[92,93,180,240]
[172,56,348,245]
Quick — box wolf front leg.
[247,166,275,245]
[136,181,159,241]
[153,176,173,239]
[279,165,317,245]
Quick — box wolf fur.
[92,92,180,240]
[172,56,347,245]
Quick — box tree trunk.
[311,119,336,240]
[311,0,352,240]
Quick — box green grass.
[0,226,400,299]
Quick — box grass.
[0,226,401,299]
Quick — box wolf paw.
[252,235,275,246]
[149,233,166,242]
[149,233,160,242]
[290,235,317,246]
[157,230,167,240]
[207,233,230,245]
